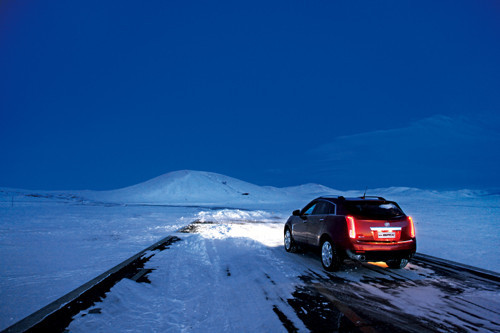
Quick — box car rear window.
[344,201,404,219]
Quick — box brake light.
[346,215,356,239]
[408,216,415,238]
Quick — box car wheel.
[284,228,297,253]
[386,258,409,269]
[321,239,341,271]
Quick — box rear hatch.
[344,200,413,242]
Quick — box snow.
[0,170,499,330]
[66,222,307,332]
[195,209,281,224]
[67,221,500,333]
[77,170,299,206]
[0,201,199,329]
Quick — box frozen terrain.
[0,170,499,330]
[68,220,500,332]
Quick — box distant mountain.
[1,170,492,207]
[79,170,338,206]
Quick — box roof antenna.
[362,186,367,199]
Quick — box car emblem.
[385,222,390,227]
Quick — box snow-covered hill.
[76,170,492,206]
[76,170,339,206]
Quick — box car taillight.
[346,215,356,239]
[408,216,415,238]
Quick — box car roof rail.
[317,195,345,200]
[359,196,386,200]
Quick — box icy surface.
[0,170,499,330]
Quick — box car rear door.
[306,201,335,246]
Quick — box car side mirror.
[292,209,301,216]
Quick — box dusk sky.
[1,1,499,191]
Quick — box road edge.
[1,235,180,333]
[413,252,500,283]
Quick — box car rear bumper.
[346,239,417,261]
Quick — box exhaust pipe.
[346,250,366,262]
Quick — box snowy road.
[65,220,500,333]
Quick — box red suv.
[284,196,416,271]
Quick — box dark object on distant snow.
[284,196,416,271]
[242,193,249,195]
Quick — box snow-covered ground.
[0,170,499,330]
[69,221,305,332]
[67,220,500,332]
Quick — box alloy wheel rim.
[322,241,332,267]
[284,230,291,249]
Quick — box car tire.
[320,239,342,272]
[386,258,409,269]
[284,228,297,253]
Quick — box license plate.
[378,232,395,239]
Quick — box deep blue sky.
[1,1,499,191]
